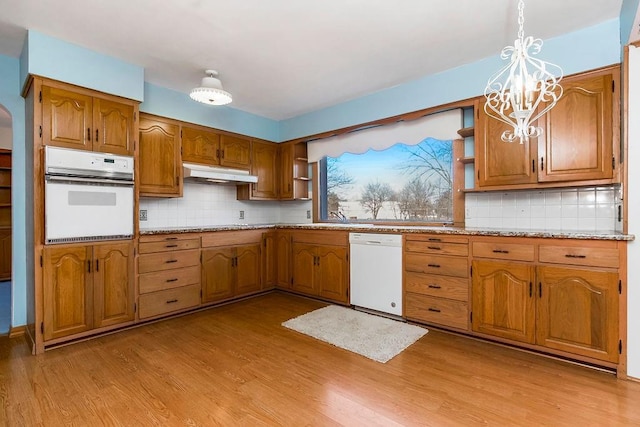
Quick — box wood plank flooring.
[2,292,640,426]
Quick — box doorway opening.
[0,105,12,336]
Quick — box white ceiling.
[0,0,623,120]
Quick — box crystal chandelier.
[484,0,563,143]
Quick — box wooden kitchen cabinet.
[138,234,201,319]
[237,140,279,200]
[279,141,310,200]
[139,114,182,197]
[181,125,220,165]
[43,241,134,341]
[276,231,292,288]
[473,65,619,189]
[41,84,136,156]
[471,260,536,343]
[404,234,470,330]
[537,70,616,183]
[219,134,251,170]
[201,230,263,303]
[290,231,349,304]
[470,236,622,365]
[537,265,619,363]
[262,231,277,289]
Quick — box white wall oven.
[44,146,134,244]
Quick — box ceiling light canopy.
[190,69,232,106]
[484,0,563,144]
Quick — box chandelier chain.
[517,0,525,41]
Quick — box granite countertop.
[140,223,635,241]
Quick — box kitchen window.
[309,109,464,225]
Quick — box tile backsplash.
[139,182,312,229]
[465,186,622,232]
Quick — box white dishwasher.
[349,233,403,317]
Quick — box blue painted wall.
[622,0,640,45]
[280,19,621,141]
[0,54,26,327]
[141,83,280,141]
[23,31,145,101]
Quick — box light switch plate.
[139,209,148,221]
[239,210,245,220]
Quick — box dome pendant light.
[190,69,233,106]
[484,0,563,144]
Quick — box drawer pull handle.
[165,237,178,241]
[166,259,178,264]
[565,254,586,259]
[428,238,442,242]
[166,278,178,282]
[427,246,441,250]
[428,284,442,289]
[166,299,178,304]
[428,308,441,313]
[165,244,178,248]
[492,249,510,254]
[427,264,441,268]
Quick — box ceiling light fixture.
[190,69,232,106]
[484,0,563,144]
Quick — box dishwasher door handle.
[365,240,382,245]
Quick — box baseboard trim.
[9,325,26,338]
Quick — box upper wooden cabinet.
[139,114,182,197]
[219,134,251,170]
[237,140,279,200]
[41,84,136,156]
[181,126,220,165]
[474,65,619,189]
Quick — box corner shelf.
[457,156,475,164]
[457,127,474,138]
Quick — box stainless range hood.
[183,163,258,184]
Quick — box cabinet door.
[262,232,277,289]
[139,116,182,197]
[537,266,619,362]
[250,141,279,199]
[0,229,11,281]
[43,245,93,340]
[93,242,135,328]
[219,135,251,169]
[476,100,537,186]
[93,98,135,156]
[538,72,615,183]
[42,86,93,151]
[235,243,262,296]
[201,247,235,302]
[291,243,317,295]
[471,260,535,343]
[276,232,291,288]
[279,144,294,199]
[317,245,349,303]
[182,126,220,165]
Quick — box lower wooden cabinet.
[290,231,349,304]
[138,234,201,319]
[201,230,263,303]
[42,241,134,341]
[471,238,621,364]
[275,231,291,289]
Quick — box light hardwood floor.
[2,292,640,426]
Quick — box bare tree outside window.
[359,180,394,219]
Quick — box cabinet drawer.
[139,265,201,294]
[139,239,200,254]
[405,293,468,330]
[539,245,619,268]
[472,241,534,262]
[404,254,468,277]
[138,284,201,319]
[138,249,200,274]
[404,273,468,302]
[406,234,469,245]
[405,240,468,256]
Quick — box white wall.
[139,182,312,230]
[626,45,640,379]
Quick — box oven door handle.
[45,175,134,187]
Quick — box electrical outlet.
[306,210,311,219]
[139,209,148,221]
[239,210,245,220]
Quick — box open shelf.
[457,127,474,138]
[457,156,475,164]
